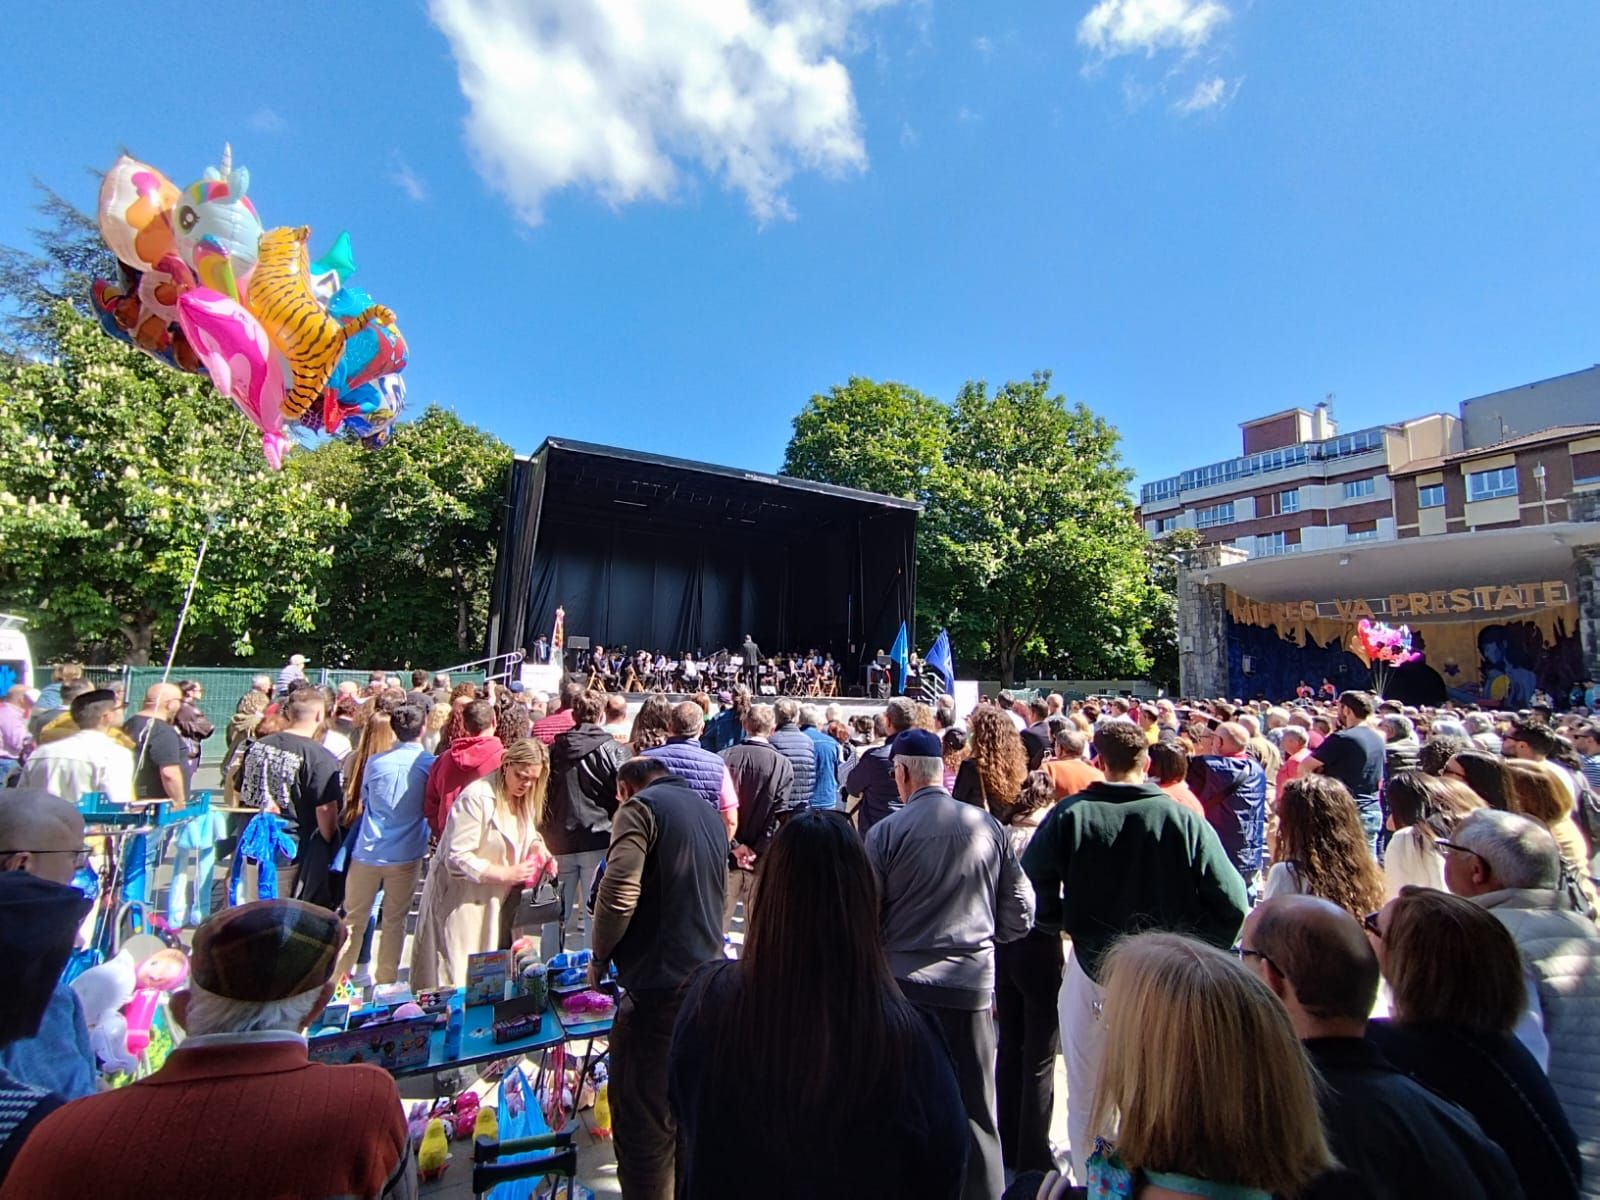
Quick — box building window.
[1279,489,1300,514]
[1194,502,1235,530]
[1154,515,1177,534]
[1257,531,1300,557]
[1343,477,1376,500]
[1467,466,1518,501]
[1417,483,1445,509]
[1346,527,1379,543]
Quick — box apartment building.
[1391,423,1600,537]
[1138,403,1460,559]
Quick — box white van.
[0,614,34,695]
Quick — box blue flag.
[889,621,909,694]
[926,628,954,693]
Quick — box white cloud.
[974,34,993,57]
[956,105,982,124]
[1173,74,1240,114]
[899,121,918,146]
[1077,0,1230,60]
[389,153,430,202]
[429,0,896,225]
[248,107,286,134]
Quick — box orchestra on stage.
[573,645,844,697]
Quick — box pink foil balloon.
[175,287,291,469]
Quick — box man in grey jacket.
[1448,808,1600,1200]
[866,728,1034,1200]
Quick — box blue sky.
[1,0,1596,490]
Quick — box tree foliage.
[0,181,113,355]
[0,307,348,664]
[782,377,949,500]
[783,371,1153,685]
[1140,527,1204,693]
[921,375,1152,684]
[0,188,512,671]
[303,408,512,667]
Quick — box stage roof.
[528,438,920,538]
[1206,522,1600,600]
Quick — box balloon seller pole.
[131,526,213,783]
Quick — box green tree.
[0,306,348,663]
[920,374,1152,685]
[299,407,512,667]
[784,371,1152,686]
[781,377,949,500]
[0,182,115,355]
[1140,527,1204,693]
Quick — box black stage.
[486,439,920,684]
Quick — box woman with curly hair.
[1265,775,1384,918]
[952,705,1028,818]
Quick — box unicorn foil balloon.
[173,144,263,304]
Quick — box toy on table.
[417,1118,450,1181]
[71,950,139,1075]
[492,1012,543,1044]
[124,948,188,1058]
[465,949,511,1006]
[473,1104,499,1142]
[557,990,615,1019]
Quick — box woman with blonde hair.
[422,702,451,754]
[1504,759,1597,913]
[1054,931,1333,1198]
[410,736,556,987]
[953,705,1028,818]
[1265,776,1385,918]
[1381,769,1484,898]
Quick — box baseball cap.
[892,728,944,758]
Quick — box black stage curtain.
[488,450,916,679]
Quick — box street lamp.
[1533,462,1548,524]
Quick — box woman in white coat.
[410,736,555,988]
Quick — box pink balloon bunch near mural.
[90,144,409,468]
[1351,618,1422,696]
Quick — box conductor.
[741,633,762,688]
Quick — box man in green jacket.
[1022,721,1248,1182]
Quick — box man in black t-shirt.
[1302,690,1385,851]
[237,692,344,907]
[124,684,188,804]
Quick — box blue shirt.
[803,725,842,809]
[354,742,435,865]
[0,981,96,1100]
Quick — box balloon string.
[131,532,211,785]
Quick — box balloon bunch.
[91,146,409,468]
[1353,618,1422,696]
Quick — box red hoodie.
[424,734,504,836]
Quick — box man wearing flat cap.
[865,727,1035,1200]
[15,688,132,806]
[1,899,417,1200]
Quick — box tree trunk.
[120,615,155,665]
[998,631,1016,688]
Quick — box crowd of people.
[2,654,1600,1198]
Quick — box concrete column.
[1177,544,1249,698]
[1572,490,1600,680]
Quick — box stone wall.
[1572,488,1600,680]
[1177,544,1249,698]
